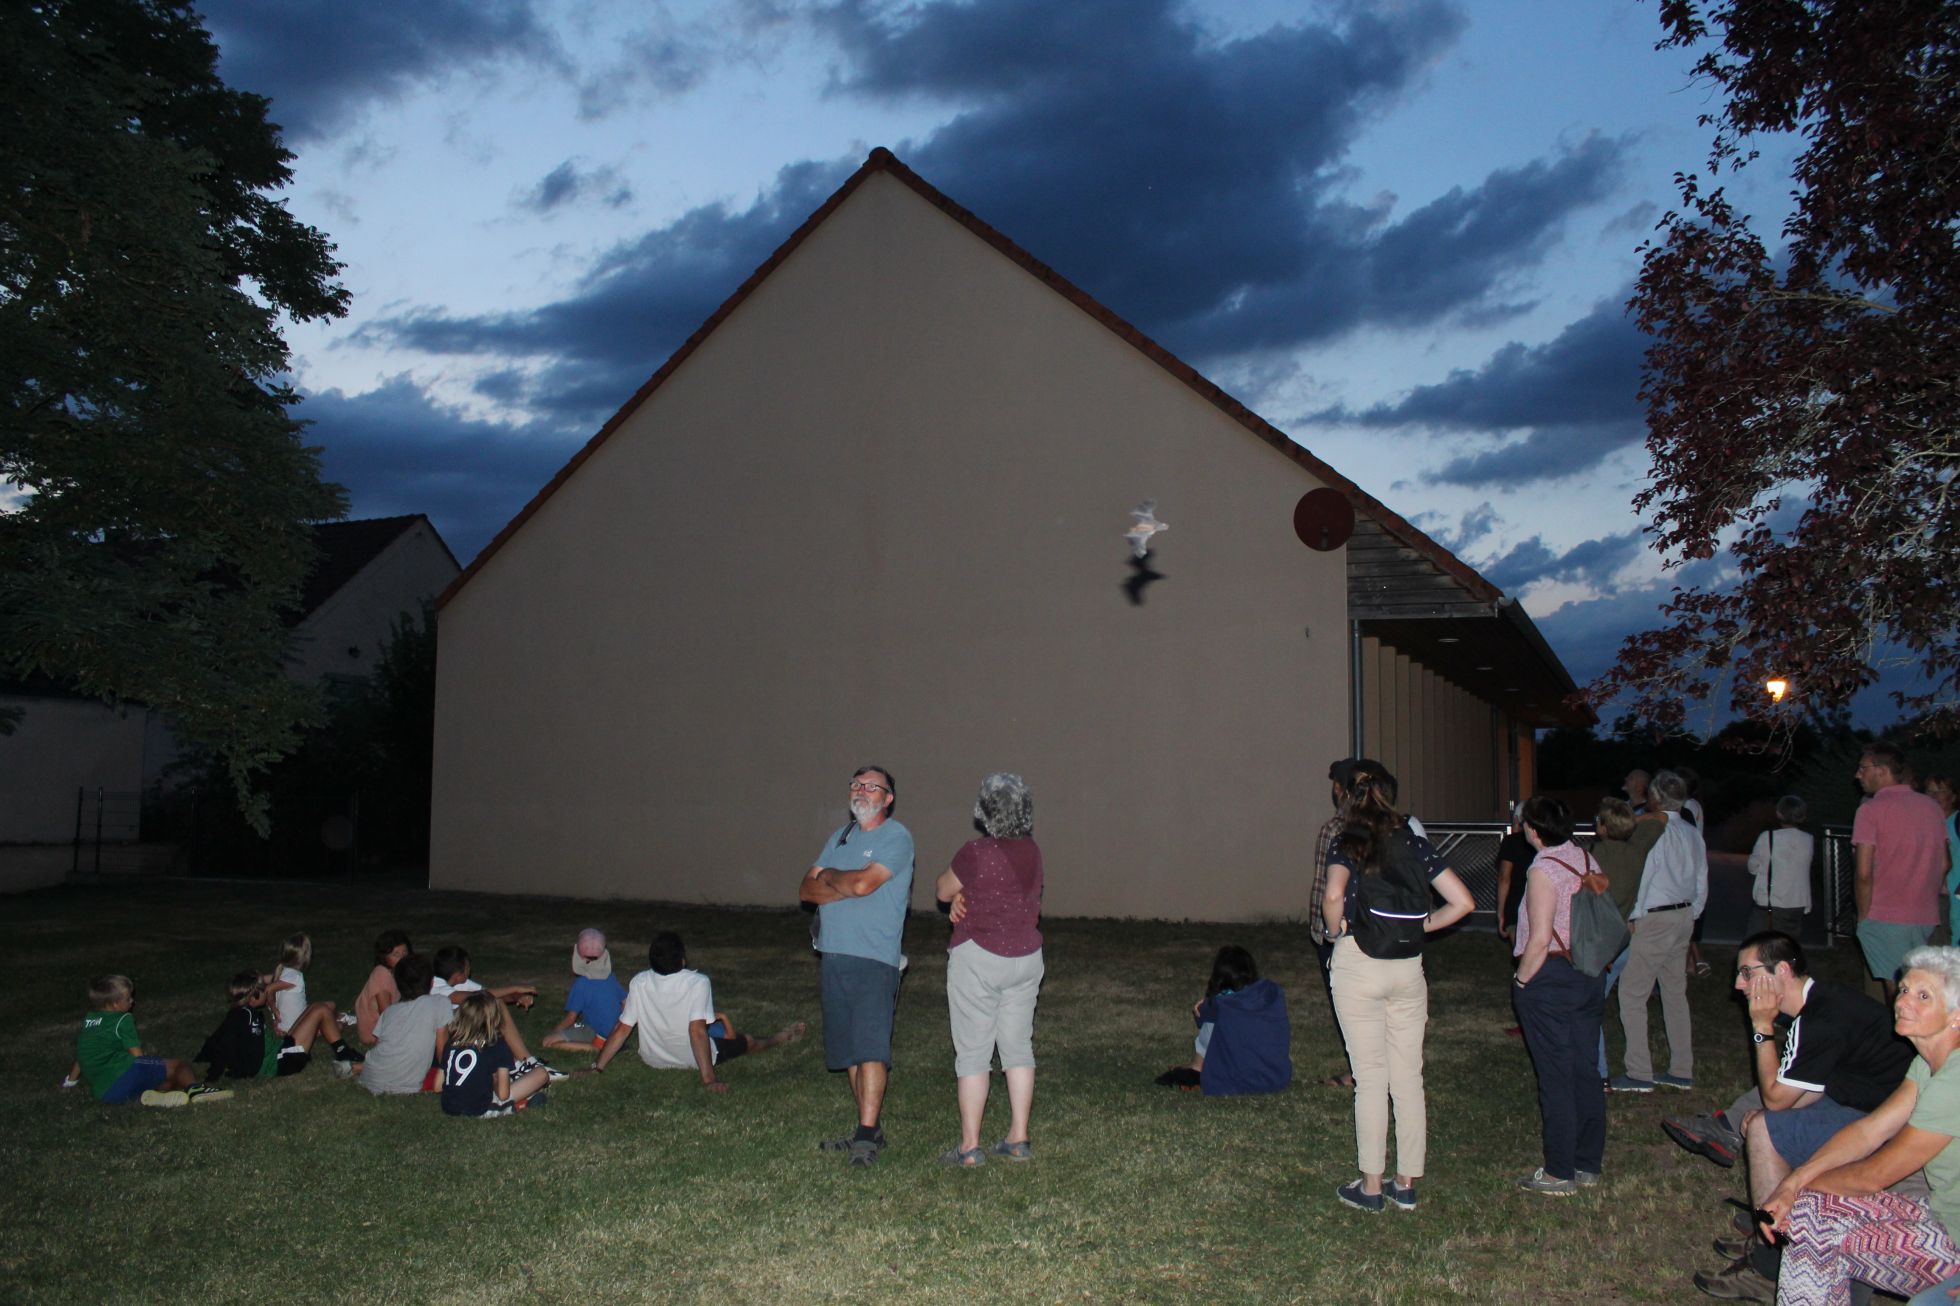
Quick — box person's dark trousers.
[1513,956,1607,1181]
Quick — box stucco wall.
[432,172,1352,921]
[0,695,146,843]
[288,522,458,685]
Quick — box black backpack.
[1350,824,1432,960]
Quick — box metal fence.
[70,787,158,876]
[65,786,373,880]
[1421,820,1848,950]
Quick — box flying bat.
[1125,500,1168,558]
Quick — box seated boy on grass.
[66,974,230,1108]
[543,927,623,1053]
[591,931,805,1093]
[429,946,564,1081]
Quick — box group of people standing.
[800,765,1045,1168]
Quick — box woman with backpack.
[1321,766,1474,1213]
[1512,794,1611,1196]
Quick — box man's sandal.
[938,1146,985,1167]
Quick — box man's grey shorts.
[1858,919,1934,983]
[821,952,901,1071]
[1764,1098,1868,1167]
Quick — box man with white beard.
[800,764,915,1167]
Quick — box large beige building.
[430,150,1587,921]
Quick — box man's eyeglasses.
[1737,963,1772,978]
[849,781,890,795]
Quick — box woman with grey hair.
[1763,947,1960,1304]
[934,772,1044,1166]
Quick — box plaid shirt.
[1308,814,1345,944]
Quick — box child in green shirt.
[65,974,230,1107]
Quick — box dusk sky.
[194,0,1850,725]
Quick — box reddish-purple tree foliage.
[1589,0,1960,736]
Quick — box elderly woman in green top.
[1763,946,1960,1305]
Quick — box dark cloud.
[362,158,852,421]
[1415,502,1500,555]
[200,0,562,142]
[299,378,577,564]
[357,0,1633,429]
[516,161,633,215]
[1317,295,1649,487]
[1481,529,1644,593]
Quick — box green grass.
[0,881,1855,1303]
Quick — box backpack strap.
[1534,851,1601,956]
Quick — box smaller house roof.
[302,515,457,619]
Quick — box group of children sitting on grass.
[68,926,804,1118]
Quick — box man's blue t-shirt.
[565,975,628,1037]
[813,818,915,969]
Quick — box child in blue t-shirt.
[542,927,628,1053]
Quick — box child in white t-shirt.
[265,933,362,1071]
[428,945,562,1083]
[591,931,804,1092]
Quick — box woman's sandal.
[989,1139,1033,1161]
[938,1146,986,1167]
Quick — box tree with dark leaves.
[1591,0,1960,738]
[1,0,349,825]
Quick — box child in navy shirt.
[442,993,549,1117]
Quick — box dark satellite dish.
[1294,488,1355,551]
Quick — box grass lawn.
[0,880,1858,1303]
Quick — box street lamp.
[1765,677,1789,704]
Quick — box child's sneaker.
[526,1087,549,1108]
[1387,1180,1418,1211]
[332,1043,363,1064]
[185,1084,233,1105]
[331,1059,354,1078]
[140,1089,190,1108]
[519,1057,568,1083]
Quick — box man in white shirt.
[1612,770,1708,1093]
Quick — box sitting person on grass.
[361,953,453,1097]
[66,973,230,1108]
[430,945,564,1083]
[1154,945,1292,1097]
[265,932,362,1071]
[592,931,806,1093]
[543,928,628,1053]
[1762,946,1960,1305]
[353,930,411,1047]
[442,992,552,1117]
[202,970,363,1082]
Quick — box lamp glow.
[1765,678,1789,703]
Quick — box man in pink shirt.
[1852,742,1951,1002]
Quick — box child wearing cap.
[543,928,628,1053]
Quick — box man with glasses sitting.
[800,765,914,1167]
[1666,932,1914,1300]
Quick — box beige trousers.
[1329,936,1428,1177]
[1619,908,1694,1081]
